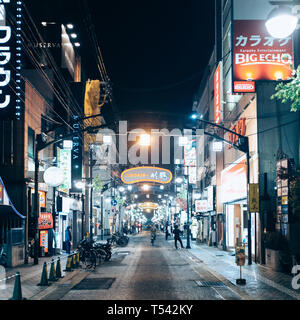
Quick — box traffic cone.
[38,262,50,286]
[64,255,73,272]
[56,257,64,278]
[48,259,58,281]
[10,272,25,300]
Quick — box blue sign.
[111,199,117,206]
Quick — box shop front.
[221,155,256,256]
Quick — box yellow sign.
[249,183,259,212]
[281,196,288,205]
[121,166,172,184]
[84,80,101,151]
[139,202,158,210]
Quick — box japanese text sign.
[234,20,293,81]
[38,213,53,230]
[214,62,222,124]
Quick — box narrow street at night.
[22,232,296,301]
[1,0,300,311]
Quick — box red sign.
[234,81,255,93]
[214,62,222,124]
[234,20,293,81]
[38,213,53,230]
[228,118,246,149]
[40,230,48,253]
[221,156,247,203]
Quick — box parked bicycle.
[110,232,129,247]
[77,238,98,269]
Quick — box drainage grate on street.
[73,278,115,290]
[195,280,227,288]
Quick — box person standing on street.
[65,226,72,254]
[173,225,184,249]
[165,223,169,240]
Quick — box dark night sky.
[25,0,215,116]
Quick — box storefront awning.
[0,177,25,219]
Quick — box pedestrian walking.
[65,226,72,254]
[173,225,184,249]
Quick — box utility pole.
[89,146,93,242]
[186,166,191,249]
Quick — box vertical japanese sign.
[249,183,259,212]
[0,0,23,120]
[184,137,197,184]
[57,148,71,194]
[214,62,222,124]
[71,115,83,192]
[234,20,293,81]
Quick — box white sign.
[207,186,214,211]
[195,200,208,212]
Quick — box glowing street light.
[143,184,150,191]
[175,177,183,184]
[119,186,125,192]
[140,134,151,146]
[265,5,298,38]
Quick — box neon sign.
[121,166,172,184]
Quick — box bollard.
[10,272,25,300]
[48,259,58,281]
[56,257,64,278]
[72,253,77,269]
[64,255,73,272]
[76,252,80,268]
[38,262,50,286]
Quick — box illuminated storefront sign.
[207,186,214,211]
[121,166,172,184]
[195,200,208,213]
[139,202,158,210]
[38,213,53,230]
[184,138,197,184]
[214,62,223,124]
[234,20,293,81]
[221,155,247,203]
[40,230,48,253]
[227,118,246,149]
[38,191,46,208]
[57,148,72,193]
[233,81,255,93]
[0,0,23,120]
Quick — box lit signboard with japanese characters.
[121,166,172,184]
[57,148,72,193]
[0,1,23,120]
[234,20,293,81]
[214,62,222,124]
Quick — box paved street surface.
[1,232,299,300]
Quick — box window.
[28,127,34,159]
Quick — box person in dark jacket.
[65,226,72,254]
[173,225,184,249]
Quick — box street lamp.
[265,5,298,38]
[139,133,151,146]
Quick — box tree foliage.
[271,65,300,112]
